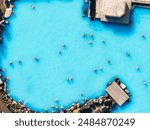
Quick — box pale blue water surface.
[1,0,150,112]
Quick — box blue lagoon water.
[1,0,150,112]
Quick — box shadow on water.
[0,20,13,65]
[3,23,12,41]
[88,18,135,36]
[112,101,131,113]
[0,41,8,65]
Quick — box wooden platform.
[106,81,129,106]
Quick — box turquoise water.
[1,0,150,112]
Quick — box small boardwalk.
[106,81,129,106]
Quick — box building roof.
[102,0,127,18]
[106,81,129,106]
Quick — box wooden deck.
[106,81,129,106]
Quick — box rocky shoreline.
[61,94,116,113]
[0,0,14,43]
[0,74,35,113]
